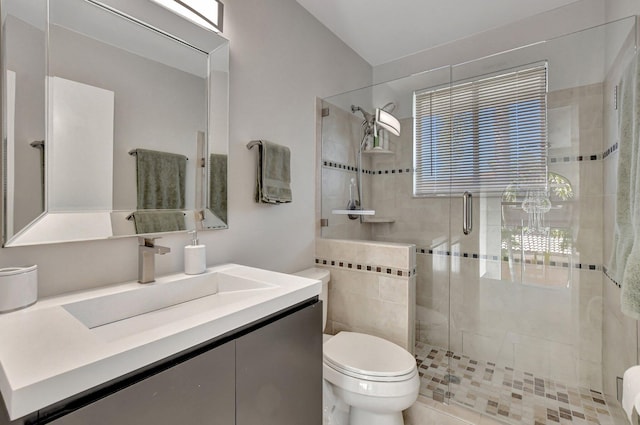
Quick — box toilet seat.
[323,332,417,382]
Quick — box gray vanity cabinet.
[47,341,236,425]
[0,300,322,425]
[236,299,322,425]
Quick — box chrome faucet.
[138,237,170,284]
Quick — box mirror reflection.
[2,0,229,246]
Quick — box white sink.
[63,271,275,329]
[0,263,321,420]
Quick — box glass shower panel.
[320,66,452,240]
[320,84,375,242]
[320,67,453,393]
[446,18,636,423]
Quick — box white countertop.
[0,264,321,420]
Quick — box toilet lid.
[323,332,416,380]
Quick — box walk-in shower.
[333,103,402,221]
[319,16,637,425]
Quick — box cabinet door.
[48,341,235,425]
[236,302,322,425]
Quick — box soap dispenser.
[347,178,359,220]
[184,230,206,275]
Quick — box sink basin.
[63,271,275,329]
[0,263,321,420]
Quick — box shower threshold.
[414,342,627,425]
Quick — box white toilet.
[295,268,419,425]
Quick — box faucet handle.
[138,236,161,247]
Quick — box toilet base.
[350,407,404,425]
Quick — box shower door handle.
[462,191,472,235]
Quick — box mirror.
[2,0,229,246]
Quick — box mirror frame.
[1,0,229,246]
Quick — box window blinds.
[413,64,548,196]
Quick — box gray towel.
[610,53,640,319]
[252,140,292,204]
[131,210,186,234]
[209,153,228,223]
[134,148,187,209]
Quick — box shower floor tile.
[414,343,626,425]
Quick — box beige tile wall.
[316,238,416,351]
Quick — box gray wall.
[6,16,46,233]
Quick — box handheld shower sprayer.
[350,104,401,138]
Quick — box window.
[413,64,548,196]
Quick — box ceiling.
[296,0,581,66]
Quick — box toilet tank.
[294,268,329,332]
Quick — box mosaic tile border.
[549,153,602,163]
[603,142,619,160]
[603,266,622,288]
[415,343,622,425]
[314,257,415,278]
[322,160,375,174]
[322,160,412,176]
[324,143,619,177]
[371,168,413,175]
[415,246,602,272]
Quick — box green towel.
[134,148,187,209]
[209,153,228,223]
[611,53,640,320]
[132,210,186,234]
[253,140,292,204]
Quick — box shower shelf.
[331,210,394,223]
[362,217,394,224]
[362,149,393,155]
[331,209,375,215]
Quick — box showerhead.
[375,108,401,136]
[351,103,401,138]
[351,105,374,123]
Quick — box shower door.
[444,18,636,424]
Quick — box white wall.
[606,0,640,22]
[373,0,606,84]
[0,0,372,298]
